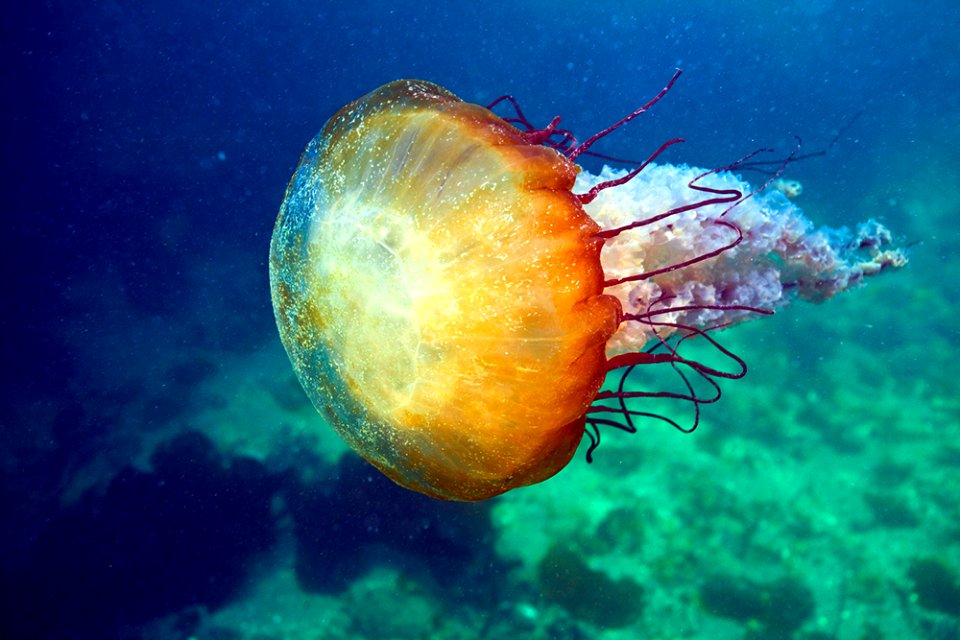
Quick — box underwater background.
[3,1,959,639]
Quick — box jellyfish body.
[271,79,906,501]
[270,80,620,501]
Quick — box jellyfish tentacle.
[568,69,683,162]
[594,167,742,239]
[737,111,863,176]
[487,94,579,151]
[520,115,562,145]
[603,218,743,286]
[593,141,796,242]
[586,294,775,458]
[490,70,688,206]
[578,138,685,206]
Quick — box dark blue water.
[4,2,959,639]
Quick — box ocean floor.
[173,261,958,640]
[8,132,959,640]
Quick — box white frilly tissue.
[577,164,907,357]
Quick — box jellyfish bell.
[270,77,906,501]
[271,79,618,501]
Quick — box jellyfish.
[269,77,905,501]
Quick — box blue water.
[4,2,959,639]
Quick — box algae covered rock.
[699,572,815,637]
[907,557,960,616]
[537,544,644,628]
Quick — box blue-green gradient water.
[3,2,958,638]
